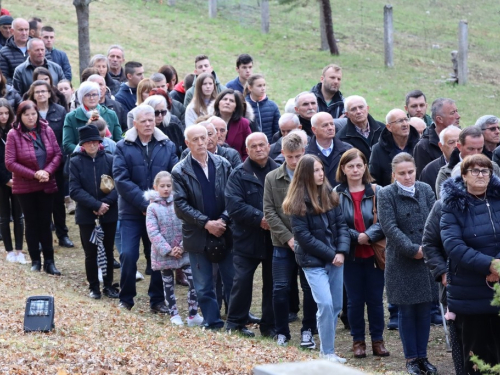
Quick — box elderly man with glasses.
[476,115,500,160]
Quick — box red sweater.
[5,120,62,194]
[226,117,252,161]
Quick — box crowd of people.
[0,12,499,375]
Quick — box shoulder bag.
[371,184,386,270]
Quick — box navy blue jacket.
[113,128,178,220]
[291,196,350,268]
[226,77,244,93]
[69,150,118,225]
[46,48,72,82]
[245,94,280,143]
[225,157,278,259]
[0,36,29,84]
[114,83,137,113]
[440,176,500,315]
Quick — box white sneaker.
[16,253,27,264]
[300,329,316,349]
[275,334,289,347]
[98,268,103,283]
[320,353,347,364]
[186,313,204,327]
[170,315,184,326]
[6,252,17,263]
[136,271,145,281]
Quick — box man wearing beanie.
[0,16,12,47]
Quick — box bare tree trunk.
[168,0,175,5]
[318,1,329,51]
[73,0,93,78]
[320,0,339,55]
[209,0,217,18]
[261,0,269,33]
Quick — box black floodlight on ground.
[23,296,55,332]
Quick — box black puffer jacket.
[419,155,446,197]
[3,85,21,111]
[171,99,185,128]
[310,83,344,119]
[0,36,29,83]
[369,125,420,187]
[336,114,384,162]
[440,176,500,315]
[422,200,446,282]
[413,123,441,179]
[334,183,385,261]
[225,158,278,259]
[291,196,350,268]
[0,127,11,185]
[69,150,118,225]
[45,103,67,153]
[172,152,232,254]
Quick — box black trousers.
[226,254,274,333]
[0,184,23,251]
[53,169,68,239]
[79,222,117,291]
[17,191,54,263]
[455,313,500,375]
[288,264,300,314]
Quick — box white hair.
[475,115,499,130]
[385,108,405,124]
[107,44,125,57]
[184,124,208,140]
[344,95,367,112]
[78,81,100,100]
[87,74,105,84]
[311,112,333,128]
[245,132,268,148]
[278,113,300,128]
[284,98,296,114]
[132,104,154,120]
[438,125,460,144]
[294,91,316,107]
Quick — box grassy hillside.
[9,0,500,125]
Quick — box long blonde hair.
[282,154,339,216]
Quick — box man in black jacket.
[225,132,278,337]
[0,18,30,84]
[405,90,433,127]
[337,95,384,162]
[310,64,344,119]
[172,124,234,330]
[369,108,421,187]
[305,112,351,188]
[413,98,460,178]
[476,115,500,160]
[294,91,318,137]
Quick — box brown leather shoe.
[372,340,390,357]
[176,268,189,286]
[353,341,366,358]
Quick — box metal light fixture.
[23,296,55,332]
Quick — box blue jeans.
[398,302,432,359]
[272,246,317,339]
[344,257,385,342]
[303,263,344,355]
[189,251,234,329]
[118,219,164,307]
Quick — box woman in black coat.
[0,99,24,263]
[283,154,350,363]
[440,154,500,374]
[69,124,119,300]
[0,67,21,111]
[333,148,388,359]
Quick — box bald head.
[246,132,270,166]
[12,18,29,47]
[199,121,218,153]
[409,117,426,137]
[185,124,208,158]
[385,108,411,139]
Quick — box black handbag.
[204,234,227,263]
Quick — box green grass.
[11,0,500,125]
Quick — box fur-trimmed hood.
[124,127,169,143]
[440,175,500,212]
[144,189,174,204]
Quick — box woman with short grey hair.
[377,152,437,375]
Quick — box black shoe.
[288,312,298,323]
[89,290,101,299]
[44,260,61,276]
[145,260,152,276]
[150,302,168,314]
[118,301,132,310]
[260,328,277,338]
[247,312,261,324]
[430,314,443,326]
[419,358,438,374]
[31,261,41,272]
[406,359,422,375]
[58,236,74,248]
[113,258,121,269]
[226,326,255,337]
[387,316,399,330]
[103,286,119,299]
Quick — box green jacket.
[63,105,122,155]
[263,162,293,248]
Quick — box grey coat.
[378,181,436,305]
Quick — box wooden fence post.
[457,20,468,85]
[261,0,269,33]
[167,0,175,5]
[384,5,394,68]
[209,0,217,18]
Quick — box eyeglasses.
[154,110,167,117]
[34,90,48,95]
[389,117,410,125]
[84,93,99,99]
[467,168,492,177]
[485,126,500,132]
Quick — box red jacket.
[226,117,252,161]
[5,119,62,195]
